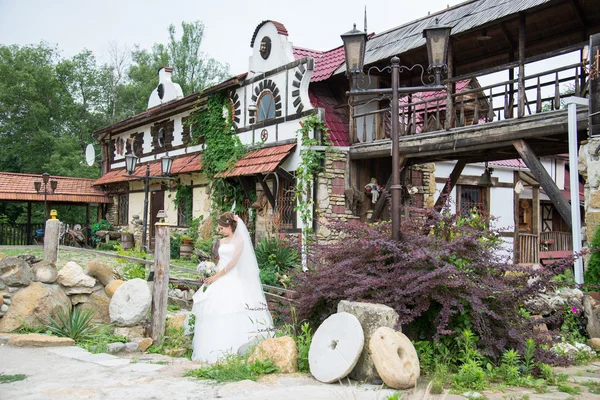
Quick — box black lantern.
[50,179,58,193]
[125,153,138,175]
[423,18,452,70]
[341,23,368,75]
[161,154,173,176]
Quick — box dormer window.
[257,91,275,122]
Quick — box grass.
[0,374,27,384]
[581,380,600,394]
[186,354,279,383]
[557,384,582,395]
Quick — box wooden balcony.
[517,231,573,265]
[349,57,589,166]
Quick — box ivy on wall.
[186,92,250,215]
[294,113,331,238]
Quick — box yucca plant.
[255,236,299,273]
[46,307,97,341]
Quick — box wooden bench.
[539,250,573,266]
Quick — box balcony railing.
[517,231,573,264]
[351,56,588,144]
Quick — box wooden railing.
[351,55,588,144]
[0,223,44,246]
[540,231,572,251]
[518,233,539,264]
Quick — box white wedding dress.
[191,220,273,364]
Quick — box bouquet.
[197,261,217,292]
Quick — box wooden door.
[149,188,165,251]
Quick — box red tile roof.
[489,159,527,168]
[293,45,346,82]
[0,172,112,203]
[309,88,350,147]
[93,153,203,186]
[218,143,296,178]
[250,21,289,47]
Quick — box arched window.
[257,91,275,122]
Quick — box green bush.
[585,225,600,286]
[171,232,182,259]
[259,269,278,286]
[91,220,112,246]
[98,241,119,251]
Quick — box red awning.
[218,143,296,178]
[0,172,112,203]
[93,153,203,186]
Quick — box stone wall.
[315,149,360,243]
[580,138,600,244]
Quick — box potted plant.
[179,235,194,258]
[121,231,134,250]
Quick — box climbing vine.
[186,92,249,215]
[294,113,331,240]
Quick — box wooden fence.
[59,245,297,303]
[0,223,44,245]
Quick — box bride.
[191,212,273,363]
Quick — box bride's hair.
[218,212,237,232]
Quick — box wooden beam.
[151,223,170,345]
[26,202,32,245]
[445,38,455,130]
[237,176,255,199]
[434,159,466,211]
[570,0,586,28]
[518,171,539,186]
[512,139,572,228]
[370,156,407,222]
[532,185,540,236]
[257,174,276,210]
[275,167,294,183]
[500,22,516,50]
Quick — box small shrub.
[98,241,119,251]
[585,224,600,286]
[45,307,96,341]
[259,269,278,286]
[185,354,279,382]
[0,374,27,384]
[255,236,300,274]
[170,232,181,259]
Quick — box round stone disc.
[308,312,364,383]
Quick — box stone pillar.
[43,218,60,264]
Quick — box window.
[277,178,296,231]
[118,194,129,226]
[458,185,487,215]
[177,188,193,227]
[257,91,275,122]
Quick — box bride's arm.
[204,238,244,284]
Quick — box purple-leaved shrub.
[292,207,573,360]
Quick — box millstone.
[308,312,364,383]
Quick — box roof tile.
[218,143,296,178]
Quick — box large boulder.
[369,327,420,390]
[0,257,33,286]
[32,260,58,284]
[109,278,152,326]
[58,262,96,288]
[583,295,600,339]
[337,300,400,382]
[85,259,115,286]
[0,283,70,332]
[77,291,111,324]
[248,336,298,373]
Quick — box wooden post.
[532,185,540,236]
[151,221,170,345]
[518,14,526,118]
[44,217,60,264]
[445,38,454,130]
[513,171,520,264]
[512,139,572,228]
[26,202,32,245]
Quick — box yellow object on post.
[50,210,57,220]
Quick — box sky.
[0,0,463,76]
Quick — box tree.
[167,21,230,95]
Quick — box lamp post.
[125,153,173,252]
[342,18,451,241]
[34,172,58,220]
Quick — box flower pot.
[180,242,194,259]
[121,233,134,250]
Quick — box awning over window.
[218,143,296,178]
[93,153,202,186]
[0,172,112,203]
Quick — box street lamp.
[125,153,173,251]
[342,18,451,241]
[34,172,58,220]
